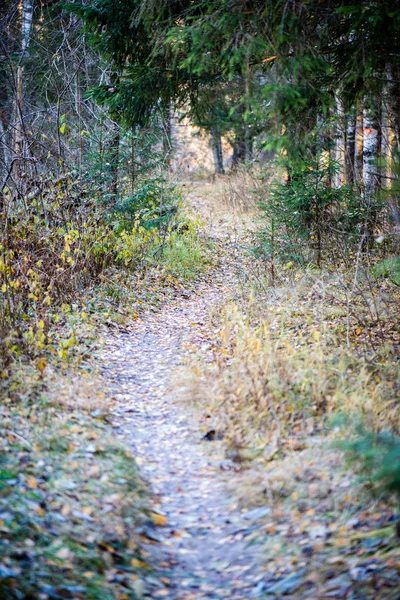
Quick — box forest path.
[101,184,269,598]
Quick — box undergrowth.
[185,266,399,453]
[0,387,152,599]
[0,179,210,598]
[0,178,209,379]
[175,242,400,597]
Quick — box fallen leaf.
[151,512,168,527]
[26,476,38,489]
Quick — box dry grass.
[219,167,261,214]
[177,266,400,456]
[183,170,261,236]
[172,260,400,596]
[42,365,110,412]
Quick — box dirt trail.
[101,273,271,599]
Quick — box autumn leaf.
[26,476,38,489]
[150,512,168,527]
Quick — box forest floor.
[1,181,399,599]
[98,182,399,599]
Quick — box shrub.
[373,257,400,286]
[111,178,179,232]
[255,157,370,267]
[0,176,192,374]
[337,421,400,496]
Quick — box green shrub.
[337,421,400,496]
[160,230,209,280]
[373,257,400,286]
[111,178,179,232]
[255,157,366,267]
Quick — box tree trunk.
[0,116,11,170]
[355,108,364,185]
[388,65,400,158]
[363,102,379,246]
[381,87,392,187]
[108,123,119,201]
[231,96,248,169]
[12,0,34,189]
[334,96,346,187]
[232,133,247,169]
[107,70,120,202]
[211,127,224,174]
[345,110,356,186]
[363,105,379,195]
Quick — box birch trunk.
[345,110,356,185]
[355,108,364,185]
[363,103,379,246]
[363,105,379,197]
[0,117,11,170]
[381,90,392,187]
[334,96,346,187]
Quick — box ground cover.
[1,179,399,599]
[173,181,400,598]
[0,192,213,599]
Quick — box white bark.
[334,96,346,187]
[355,109,364,184]
[21,0,34,55]
[363,106,379,202]
[345,112,356,184]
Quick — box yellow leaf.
[262,55,278,63]
[334,537,348,547]
[26,476,38,489]
[131,558,150,568]
[151,512,168,527]
[37,358,47,373]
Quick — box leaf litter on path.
[100,267,285,598]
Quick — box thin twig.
[6,430,33,449]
